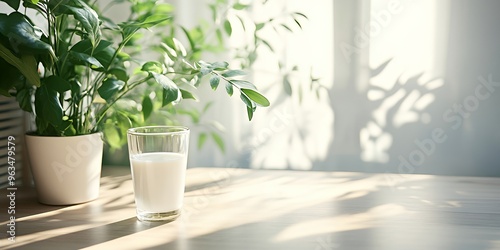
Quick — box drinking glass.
[127,126,189,222]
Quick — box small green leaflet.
[142,96,153,120]
[66,1,101,46]
[211,132,225,152]
[210,75,220,90]
[225,82,233,96]
[151,72,180,106]
[222,70,246,77]
[241,88,269,107]
[224,20,232,36]
[98,78,125,101]
[180,89,198,100]
[141,61,163,74]
[198,133,207,149]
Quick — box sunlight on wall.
[361,0,443,163]
[246,0,334,170]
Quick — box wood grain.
[1,167,500,250]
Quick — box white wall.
[208,0,500,177]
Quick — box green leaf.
[98,78,125,101]
[46,0,69,15]
[69,79,82,95]
[70,39,115,68]
[225,82,233,96]
[224,20,232,36]
[161,41,178,58]
[255,23,265,31]
[108,68,129,82]
[120,16,171,41]
[139,15,171,28]
[180,26,196,51]
[69,51,104,69]
[210,75,220,90]
[200,66,212,76]
[0,46,39,87]
[4,0,21,10]
[222,70,246,77]
[142,96,153,121]
[211,61,229,70]
[0,12,54,56]
[155,3,175,15]
[209,4,216,22]
[71,39,112,54]
[233,3,248,10]
[131,1,155,13]
[35,116,48,134]
[283,76,292,95]
[211,132,225,152]
[0,20,45,87]
[35,85,63,127]
[151,72,179,106]
[15,87,32,112]
[44,75,70,93]
[215,29,223,45]
[171,37,187,56]
[241,88,270,107]
[66,1,101,45]
[239,92,254,108]
[246,105,254,121]
[198,132,207,149]
[231,80,256,90]
[117,51,130,61]
[180,89,198,100]
[141,61,163,74]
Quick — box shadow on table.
[144,172,500,250]
[11,217,168,250]
[6,172,136,248]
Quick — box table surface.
[2,167,500,250]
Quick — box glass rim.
[127,126,189,136]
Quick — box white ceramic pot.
[25,133,103,205]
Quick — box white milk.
[131,152,187,213]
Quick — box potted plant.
[0,0,269,205]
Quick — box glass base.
[137,209,180,222]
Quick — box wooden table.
[2,167,500,250]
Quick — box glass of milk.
[127,126,189,222]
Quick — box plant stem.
[93,76,152,129]
[210,71,242,90]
